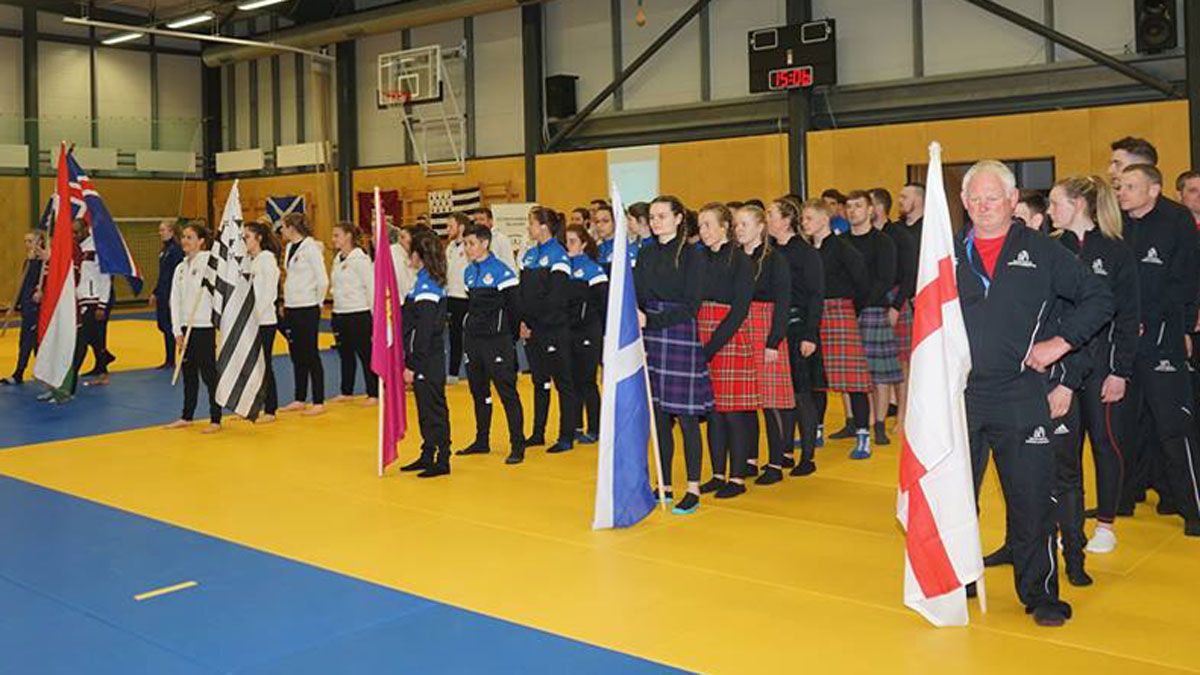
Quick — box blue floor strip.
[0,476,678,674]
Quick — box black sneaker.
[504,449,525,465]
[1066,565,1093,587]
[651,488,673,503]
[887,403,898,418]
[780,454,796,469]
[983,545,1012,567]
[524,435,546,448]
[699,478,726,494]
[455,444,491,456]
[547,441,573,454]
[714,481,746,499]
[400,456,430,472]
[743,462,759,477]
[1029,601,1072,627]
[754,466,783,485]
[873,422,890,446]
[672,492,700,515]
[828,424,856,440]
[789,459,816,476]
[1185,520,1200,537]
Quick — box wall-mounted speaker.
[1134,0,1177,54]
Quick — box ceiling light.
[101,32,145,45]
[166,12,215,29]
[236,0,289,10]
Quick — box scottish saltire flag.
[370,186,407,475]
[208,181,266,419]
[897,142,984,626]
[593,185,656,530]
[66,151,143,294]
[266,195,306,227]
[34,143,77,391]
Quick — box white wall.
[158,53,202,153]
[544,0,614,113]
[1053,0,1136,61]
[814,0,913,84]
[924,0,1047,76]
[95,47,151,150]
[278,54,299,146]
[256,57,274,146]
[474,8,524,157]
[0,37,22,144]
[234,61,251,150]
[621,0,701,109]
[711,0,785,100]
[38,42,91,151]
[356,30,406,167]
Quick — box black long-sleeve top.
[1058,227,1140,379]
[1122,198,1199,361]
[746,242,791,349]
[154,239,183,301]
[883,221,918,308]
[402,268,448,378]
[15,258,43,315]
[955,221,1113,395]
[847,227,897,308]
[699,241,753,361]
[567,253,609,337]
[775,236,824,344]
[518,237,572,333]
[815,233,870,303]
[634,234,704,331]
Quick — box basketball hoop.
[382,90,412,108]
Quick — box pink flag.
[897,142,985,626]
[371,186,407,474]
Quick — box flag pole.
[641,352,668,510]
[374,185,386,477]
[171,280,206,386]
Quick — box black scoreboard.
[748,19,837,93]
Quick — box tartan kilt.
[895,300,914,364]
[744,301,795,409]
[697,302,758,412]
[643,299,714,416]
[859,306,904,385]
[818,298,871,393]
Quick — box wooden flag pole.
[171,265,207,386]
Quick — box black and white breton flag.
[427,186,482,234]
[207,180,266,420]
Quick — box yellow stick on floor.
[133,580,198,601]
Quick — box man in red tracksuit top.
[955,160,1113,627]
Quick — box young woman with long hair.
[563,223,608,444]
[164,223,221,433]
[330,220,378,403]
[734,205,795,485]
[768,196,825,476]
[279,213,329,415]
[695,202,755,499]
[243,221,281,421]
[635,195,714,514]
[401,230,452,478]
[150,219,183,370]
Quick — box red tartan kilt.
[744,301,795,409]
[895,300,914,363]
[697,302,758,412]
[818,298,871,393]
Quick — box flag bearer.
[164,223,222,434]
[400,230,452,478]
[956,160,1111,627]
[456,224,526,464]
[243,221,281,422]
[1,232,45,386]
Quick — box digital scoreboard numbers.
[748,19,836,94]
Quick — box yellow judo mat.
[1,321,1197,673]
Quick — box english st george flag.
[897,141,985,627]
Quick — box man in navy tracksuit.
[956,161,1113,627]
[457,225,527,465]
[1117,164,1200,536]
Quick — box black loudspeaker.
[1134,0,1177,54]
[545,75,578,120]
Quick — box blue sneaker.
[849,432,871,460]
[815,425,825,449]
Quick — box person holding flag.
[371,188,408,476]
[400,230,452,478]
[954,159,1112,626]
[164,223,221,433]
[32,143,78,403]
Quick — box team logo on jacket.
[1008,250,1037,268]
[1053,424,1070,435]
[1025,426,1050,445]
[574,268,585,278]
[1142,247,1163,265]
[483,273,494,285]
[539,256,550,266]
[1155,359,1177,373]
[1091,258,1108,276]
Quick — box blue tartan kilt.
[642,299,714,416]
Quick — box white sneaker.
[1086,527,1117,554]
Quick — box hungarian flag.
[370,186,407,474]
[897,141,984,626]
[34,142,78,391]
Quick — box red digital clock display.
[768,65,814,90]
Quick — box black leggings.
[68,309,101,395]
[527,329,578,444]
[571,329,602,436]
[656,410,703,487]
[286,305,324,404]
[447,297,469,377]
[181,327,221,424]
[332,310,378,397]
[787,333,820,462]
[14,311,37,380]
[259,324,278,415]
[708,411,756,479]
[815,390,869,431]
[746,408,795,469]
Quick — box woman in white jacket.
[165,223,221,433]
[244,221,281,422]
[279,213,329,415]
[330,221,378,403]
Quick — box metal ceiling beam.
[960,0,1181,98]
[62,15,335,61]
[544,0,714,152]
